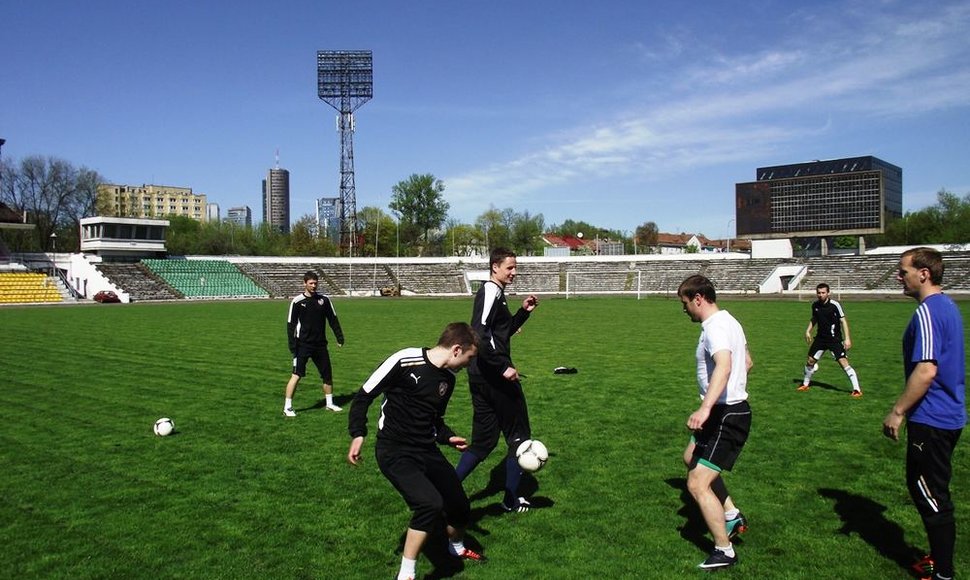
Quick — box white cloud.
[445,2,970,221]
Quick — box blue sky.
[3,0,968,238]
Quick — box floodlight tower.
[317,50,373,255]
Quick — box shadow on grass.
[789,377,845,393]
[465,459,553,511]
[391,460,553,579]
[297,393,354,413]
[818,487,924,575]
[393,526,490,580]
[665,477,713,553]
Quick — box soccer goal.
[564,270,651,299]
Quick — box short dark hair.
[304,270,319,282]
[902,247,945,285]
[436,322,479,350]
[816,283,830,291]
[677,274,717,303]
[489,247,517,270]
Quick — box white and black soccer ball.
[516,439,548,473]
[153,417,175,437]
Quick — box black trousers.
[376,440,470,533]
[466,375,531,459]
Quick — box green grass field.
[1,295,967,579]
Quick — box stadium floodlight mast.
[317,50,373,256]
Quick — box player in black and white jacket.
[348,322,486,580]
[798,282,862,396]
[282,270,345,416]
[455,247,539,513]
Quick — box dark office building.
[736,156,902,239]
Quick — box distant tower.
[262,150,290,234]
[317,50,373,255]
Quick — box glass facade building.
[735,156,902,239]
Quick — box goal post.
[564,270,647,299]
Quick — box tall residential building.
[226,206,252,228]
[262,163,290,234]
[97,183,208,222]
[207,203,220,222]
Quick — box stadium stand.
[232,262,319,298]
[511,262,562,293]
[57,251,970,301]
[702,258,789,293]
[797,254,900,292]
[141,259,268,299]
[0,272,64,304]
[95,263,182,301]
[941,252,970,291]
[391,262,466,294]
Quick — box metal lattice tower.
[317,50,373,255]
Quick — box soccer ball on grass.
[516,439,548,472]
[153,417,175,437]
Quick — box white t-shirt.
[696,309,749,405]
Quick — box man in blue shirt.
[883,248,965,580]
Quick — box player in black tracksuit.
[455,247,539,513]
[347,322,485,580]
[283,271,345,416]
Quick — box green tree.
[389,174,449,255]
[473,206,509,251]
[634,221,659,254]
[509,210,545,256]
[874,188,970,246]
[164,215,203,255]
[550,219,620,241]
[357,206,398,257]
[288,214,339,257]
[443,220,481,257]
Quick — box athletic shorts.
[376,440,470,532]
[808,338,847,361]
[691,401,752,472]
[292,345,333,382]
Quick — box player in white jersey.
[678,275,753,570]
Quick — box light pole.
[0,138,5,200]
[726,218,736,253]
[389,210,401,258]
[373,213,380,292]
[49,232,58,277]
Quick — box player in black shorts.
[455,247,539,513]
[348,322,486,580]
[283,271,345,416]
[797,283,862,397]
[678,275,753,570]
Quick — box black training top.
[286,292,344,351]
[348,347,458,447]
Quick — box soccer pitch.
[1,296,967,579]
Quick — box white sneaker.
[283,407,296,417]
[326,404,342,412]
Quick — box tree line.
[2,155,968,257]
